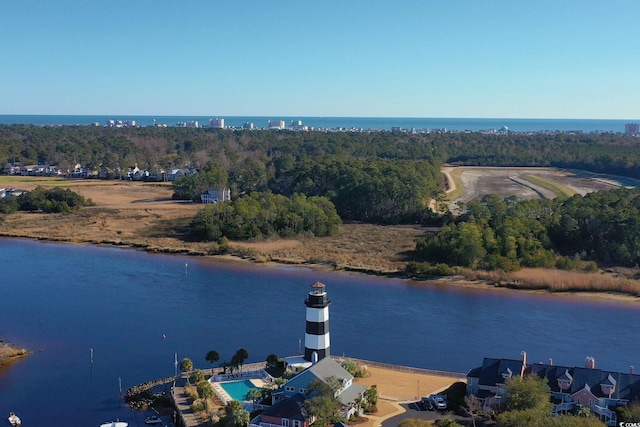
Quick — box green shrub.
[190,400,205,412]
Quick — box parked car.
[429,394,448,410]
[420,396,434,410]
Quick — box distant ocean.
[0,115,638,133]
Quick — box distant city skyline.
[2,1,639,119]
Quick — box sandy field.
[443,166,640,212]
[353,366,464,427]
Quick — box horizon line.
[1,113,639,121]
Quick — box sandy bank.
[0,341,29,364]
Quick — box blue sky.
[2,0,639,119]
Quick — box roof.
[503,361,640,401]
[336,383,367,405]
[261,393,309,421]
[475,358,524,387]
[307,357,354,384]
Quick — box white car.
[430,394,448,410]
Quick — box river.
[0,238,638,426]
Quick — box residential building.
[254,393,315,427]
[467,352,640,426]
[200,187,231,204]
[273,357,367,420]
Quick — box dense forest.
[189,192,341,241]
[3,125,640,262]
[416,188,640,269]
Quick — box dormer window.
[501,368,513,380]
[600,375,616,397]
[557,370,573,392]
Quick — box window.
[282,419,289,427]
[285,386,295,392]
[299,388,307,394]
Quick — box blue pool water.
[219,380,257,401]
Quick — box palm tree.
[232,348,249,371]
[206,350,220,373]
[247,387,262,405]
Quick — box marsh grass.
[470,268,640,297]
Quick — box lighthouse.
[304,281,331,362]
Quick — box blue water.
[219,380,257,402]
[0,114,637,133]
[0,238,639,425]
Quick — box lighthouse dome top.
[310,281,326,294]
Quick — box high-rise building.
[268,120,285,130]
[209,118,225,128]
[625,123,639,135]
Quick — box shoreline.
[0,340,29,365]
[1,232,639,305]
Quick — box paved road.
[381,402,471,427]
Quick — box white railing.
[211,368,271,383]
[553,402,575,414]
[250,422,283,427]
[593,404,616,424]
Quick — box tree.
[206,350,220,367]
[435,420,464,427]
[180,357,194,384]
[464,394,483,427]
[364,385,378,410]
[231,348,249,371]
[180,358,193,374]
[191,369,204,384]
[197,379,214,400]
[225,400,249,427]
[304,378,343,427]
[495,375,585,427]
[265,353,279,370]
[502,375,552,413]
[341,359,359,377]
[246,387,263,404]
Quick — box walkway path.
[172,384,203,427]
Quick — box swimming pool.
[219,380,257,402]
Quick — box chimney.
[548,358,553,366]
[631,366,635,374]
[519,351,527,377]
[585,357,595,369]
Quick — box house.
[467,352,640,426]
[251,393,315,427]
[272,357,367,420]
[200,187,231,204]
[4,163,21,175]
[466,351,528,407]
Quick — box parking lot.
[380,401,471,426]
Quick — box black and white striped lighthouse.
[304,281,331,363]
